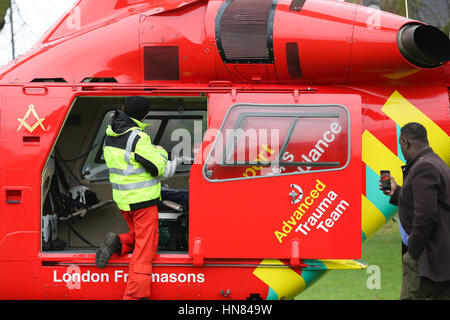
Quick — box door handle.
[289,190,298,203]
[289,184,303,204]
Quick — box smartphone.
[380,170,391,192]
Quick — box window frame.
[202,103,351,182]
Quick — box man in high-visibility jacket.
[96,96,176,300]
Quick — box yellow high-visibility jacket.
[103,110,168,211]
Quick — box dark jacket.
[390,148,450,282]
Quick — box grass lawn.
[296,219,403,300]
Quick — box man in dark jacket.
[382,122,450,299]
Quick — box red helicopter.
[0,0,448,300]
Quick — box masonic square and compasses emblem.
[17,104,47,133]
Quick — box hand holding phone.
[380,170,391,192]
[379,170,398,196]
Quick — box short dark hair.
[401,122,428,144]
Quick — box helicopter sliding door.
[189,92,362,263]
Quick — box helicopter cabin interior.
[41,95,208,254]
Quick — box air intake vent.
[216,0,277,63]
[286,42,302,79]
[144,46,180,81]
[30,78,67,83]
[81,77,118,83]
[289,0,305,12]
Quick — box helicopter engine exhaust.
[398,23,450,69]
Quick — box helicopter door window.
[281,116,348,174]
[203,104,349,181]
[146,113,206,172]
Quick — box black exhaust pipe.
[398,23,450,69]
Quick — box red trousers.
[118,206,159,300]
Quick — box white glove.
[160,160,177,181]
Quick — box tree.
[345,0,450,34]
[0,0,11,31]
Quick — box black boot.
[95,232,121,269]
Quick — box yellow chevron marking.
[382,90,450,166]
[362,130,405,184]
[361,194,387,239]
[253,259,305,299]
[320,259,367,270]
